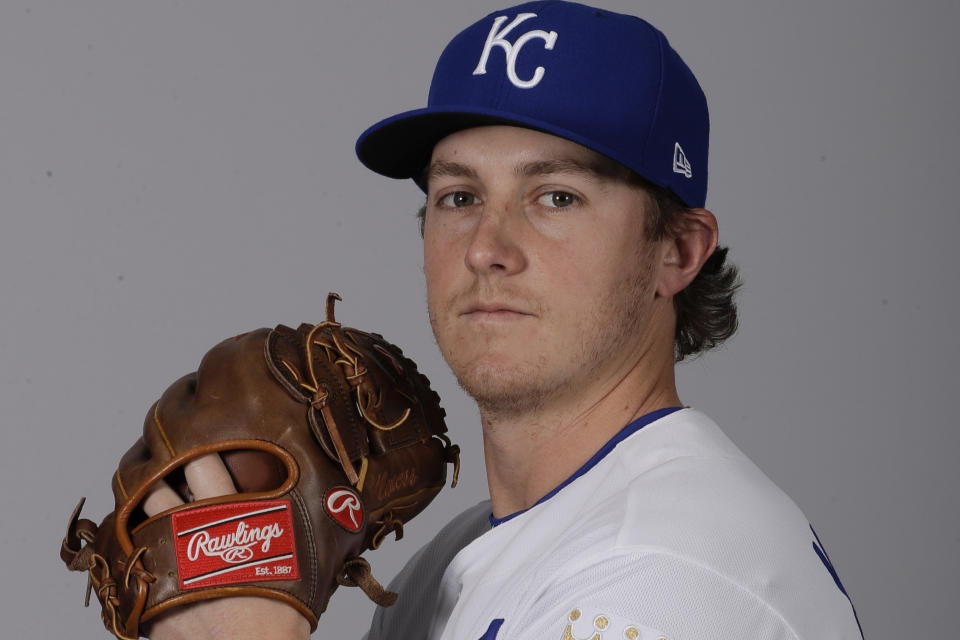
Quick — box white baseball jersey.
[367,407,862,640]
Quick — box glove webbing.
[304,293,412,486]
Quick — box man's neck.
[480,348,681,520]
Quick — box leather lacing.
[61,498,155,640]
[370,512,405,550]
[297,293,417,485]
[336,557,398,607]
[438,433,461,488]
[277,294,461,493]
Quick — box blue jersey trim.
[478,618,505,640]
[489,406,683,527]
[811,525,864,639]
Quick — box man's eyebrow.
[517,158,607,180]
[426,160,478,181]
[425,156,614,184]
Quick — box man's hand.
[59,302,457,639]
[142,454,311,640]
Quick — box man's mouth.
[461,302,535,320]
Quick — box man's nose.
[464,202,527,277]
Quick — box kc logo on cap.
[472,13,558,89]
[357,1,710,210]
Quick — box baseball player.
[142,2,864,638]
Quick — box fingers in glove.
[142,454,237,517]
[142,480,184,517]
[184,453,238,500]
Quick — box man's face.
[423,126,665,416]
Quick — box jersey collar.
[489,406,683,527]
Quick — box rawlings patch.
[170,499,299,590]
[324,486,364,532]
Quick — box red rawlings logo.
[170,499,299,590]
[324,486,363,532]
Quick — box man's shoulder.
[619,409,807,531]
[365,500,491,640]
[538,409,860,638]
[414,499,493,565]
[567,409,814,571]
[391,499,492,584]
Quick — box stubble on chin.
[453,353,550,419]
[430,250,658,421]
[428,285,550,418]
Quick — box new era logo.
[673,142,692,178]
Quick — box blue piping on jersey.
[488,406,683,527]
[811,525,864,639]
[478,618,505,640]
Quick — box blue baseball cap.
[356,0,709,208]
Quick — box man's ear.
[656,208,718,298]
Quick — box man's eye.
[537,191,578,208]
[439,191,477,207]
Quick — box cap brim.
[356,105,620,187]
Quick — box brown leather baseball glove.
[60,293,459,639]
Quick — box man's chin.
[453,367,549,417]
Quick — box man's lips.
[460,303,535,319]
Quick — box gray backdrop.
[3,1,957,638]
